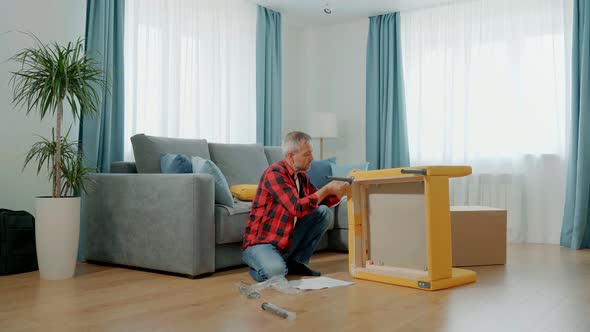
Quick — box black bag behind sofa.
[0,209,38,275]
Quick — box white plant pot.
[34,197,80,280]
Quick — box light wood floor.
[1,244,589,332]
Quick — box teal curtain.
[561,0,590,250]
[79,0,125,259]
[82,0,125,172]
[256,6,282,146]
[366,13,409,170]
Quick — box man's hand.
[325,180,349,199]
[315,179,350,202]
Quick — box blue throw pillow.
[330,162,370,178]
[191,156,235,207]
[160,153,192,173]
[306,157,336,189]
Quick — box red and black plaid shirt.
[242,159,340,251]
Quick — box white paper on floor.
[288,277,354,290]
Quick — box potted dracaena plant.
[10,34,106,280]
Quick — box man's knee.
[242,244,287,282]
[260,260,287,280]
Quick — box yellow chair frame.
[347,166,476,291]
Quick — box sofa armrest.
[84,173,215,277]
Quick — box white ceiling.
[252,0,458,26]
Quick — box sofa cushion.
[334,196,349,229]
[192,156,235,207]
[264,146,283,165]
[131,134,210,173]
[328,229,348,251]
[307,157,336,189]
[314,233,329,252]
[160,153,193,173]
[215,202,251,244]
[208,143,269,186]
[215,242,244,270]
[215,202,337,246]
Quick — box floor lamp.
[308,112,338,160]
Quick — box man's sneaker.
[287,260,321,276]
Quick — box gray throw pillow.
[192,156,235,207]
[330,162,370,178]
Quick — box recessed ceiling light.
[323,1,333,14]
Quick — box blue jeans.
[242,205,333,282]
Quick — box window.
[400,0,573,243]
[124,0,257,160]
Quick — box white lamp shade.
[307,112,338,138]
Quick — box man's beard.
[293,160,310,172]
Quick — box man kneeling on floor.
[241,131,349,282]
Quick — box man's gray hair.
[282,131,312,155]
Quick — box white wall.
[0,0,86,213]
[282,25,308,134]
[282,19,368,164]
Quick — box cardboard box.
[450,206,507,267]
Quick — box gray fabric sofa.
[84,134,349,278]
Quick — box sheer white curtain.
[124,0,257,160]
[400,0,572,243]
